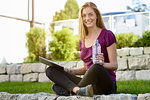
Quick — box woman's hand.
[96,53,104,65]
[64,68,74,75]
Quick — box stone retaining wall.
[0,92,150,100]
[116,47,150,81]
[0,47,150,82]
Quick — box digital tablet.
[39,56,64,70]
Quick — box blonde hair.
[79,2,106,42]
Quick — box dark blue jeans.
[46,64,117,95]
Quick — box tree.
[127,0,150,12]
[127,4,149,12]
[53,10,67,21]
[53,0,79,21]
[50,0,79,34]
[64,0,79,19]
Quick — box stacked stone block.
[0,47,150,82]
[0,92,141,100]
[0,61,84,82]
[1,92,150,100]
[116,47,150,81]
[0,47,150,100]
[0,63,50,82]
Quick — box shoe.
[76,84,94,97]
[52,84,70,96]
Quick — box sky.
[0,0,150,63]
[1,0,150,23]
[0,0,133,23]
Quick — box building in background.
[0,11,150,64]
[53,11,150,36]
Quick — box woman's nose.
[85,15,90,20]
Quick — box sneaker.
[52,84,70,96]
[77,84,94,97]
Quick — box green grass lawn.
[0,80,150,95]
[116,80,150,95]
[0,82,54,94]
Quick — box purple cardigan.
[79,29,117,82]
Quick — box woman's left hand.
[96,53,104,65]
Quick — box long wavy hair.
[79,2,106,42]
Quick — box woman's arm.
[103,43,118,70]
[72,62,86,75]
[64,62,86,75]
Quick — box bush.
[133,38,143,47]
[115,33,139,49]
[142,30,150,46]
[73,35,81,60]
[25,27,46,62]
[49,28,76,61]
[134,30,150,47]
[74,35,80,51]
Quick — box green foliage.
[141,30,150,46]
[134,30,150,47]
[126,1,149,12]
[73,35,81,60]
[53,10,67,21]
[49,28,76,60]
[25,27,46,62]
[74,35,80,51]
[64,0,79,19]
[50,0,79,40]
[49,22,55,35]
[115,33,139,49]
[53,0,79,21]
[133,38,143,47]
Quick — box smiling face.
[79,2,106,41]
[82,7,97,29]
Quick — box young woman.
[46,2,118,97]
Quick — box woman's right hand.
[64,68,74,75]
[96,53,104,65]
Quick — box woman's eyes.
[82,14,86,18]
[88,13,93,17]
[82,13,93,18]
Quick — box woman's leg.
[45,66,81,92]
[78,64,115,95]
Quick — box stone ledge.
[1,92,150,100]
[1,54,150,82]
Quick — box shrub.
[49,28,76,61]
[74,35,80,51]
[115,33,139,49]
[133,38,143,47]
[73,35,81,60]
[25,27,46,62]
[142,30,150,46]
[134,30,150,47]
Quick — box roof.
[102,11,129,16]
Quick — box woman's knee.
[87,64,108,76]
[89,64,104,71]
[45,67,54,77]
